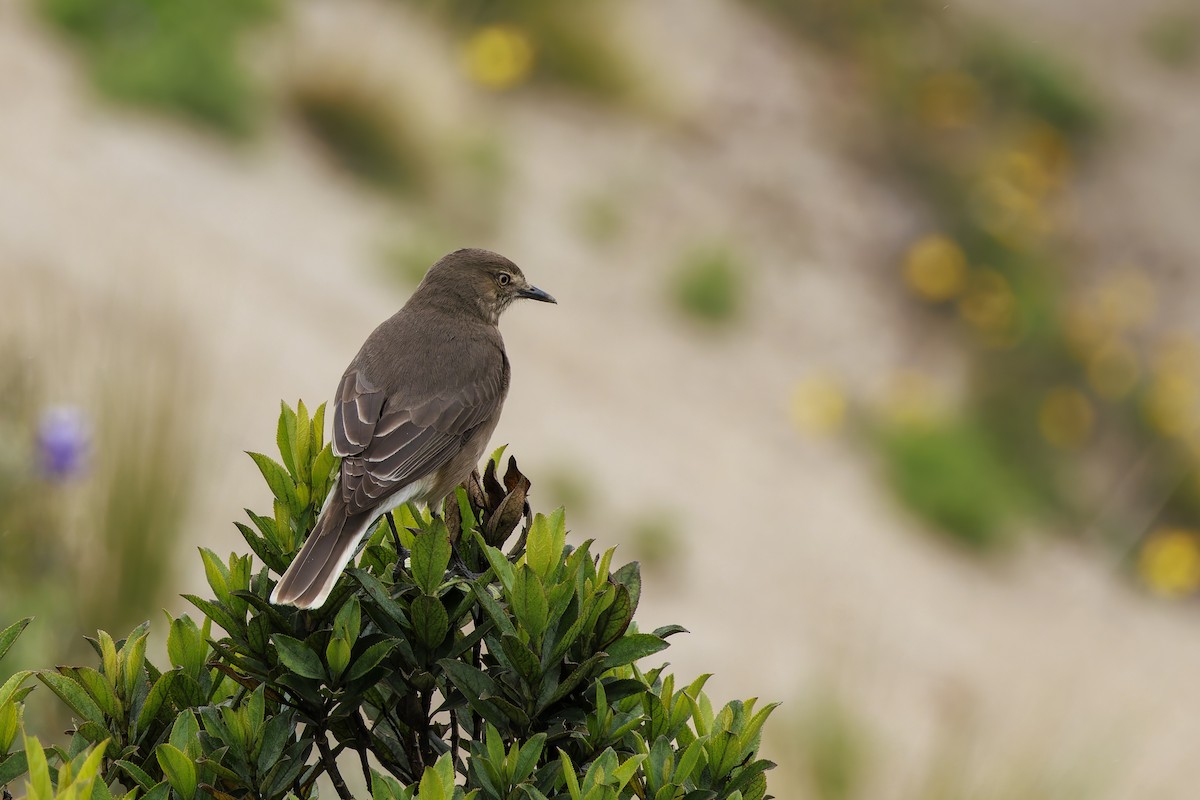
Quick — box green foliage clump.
[962,30,1102,141]
[1143,9,1200,69]
[0,402,777,799]
[402,0,637,105]
[877,419,1032,550]
[38,0,275,136]
[290,79,431,196]
[670,246,747,327]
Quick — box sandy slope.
[3,0,1200,794]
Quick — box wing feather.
[329,352,506,516]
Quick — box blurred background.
[2,0,1200,796]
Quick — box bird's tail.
[270,490,373,609]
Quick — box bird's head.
[420,248,556,324]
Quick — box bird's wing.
[330,356,507,515]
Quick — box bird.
[270,248,556,608]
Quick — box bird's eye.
[497,272,512,286]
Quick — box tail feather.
[270,492,372,609]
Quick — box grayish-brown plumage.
[270,248,555,608]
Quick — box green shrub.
[291,78,431,196]
[877,418,1032,550]
[0,403,777,799]
[963,29,1102,141]
[1144,9,1200,69]
[38,0,275,137]
[670,246,746,327]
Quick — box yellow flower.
[902,235,967,302]
[1139,529,1200,598]
[958,269,1018,346]
[1018,123,1072,189]
[790,375,847,436]
[462,25,535,91]
[1086,338,1140,400]
[1144,371,1199,438]
[1038,386,1094,449]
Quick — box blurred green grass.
[1143,7,1200,69]
[38,0,275,136]
[0,286,202,733]
[290,75,432,196]
[669,244,747,328]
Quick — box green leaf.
[312,444,337,499]
[182,595,242,638]
[412,525,452,595]
[119,623,150,702]
[98,631,119,684]
[70,667,121,720]
[646,736,671,792]
[333,595,362,645]
[411,595,450,650]
[612,561,641,618]
[199,548,231,605]
[326,637,352,681]
[558,750,581,800]
[526,511,566,580]
[247,452,300,514]
[610,753,647,790]
[346,640,399,683]
[674,737,706,785]
[418,757,446,800]
[513,733,546,784]
[439,660,508,728]
[116,759,156,791]
[257,710,293,777]
[511,565,548,642]
[500,634,541,686]
[0,751,27,787]
[601,634,668,670]
[23,735,52,800]
[272,635,325,681]
[168,710,200,758]
[541,652,607,711]
[0,702,19,754]
[36,671,106,726]
[0,671,31,707]
[488,444,508,470]
[470,582,516,638]
[278,402,298,480]
[595,583,632,648]
[141,782,172,800]
[0,617,32,663]
[475,534,515,593]
[156,743,197,800]
[295,399,312,484]
[166,614,208,679]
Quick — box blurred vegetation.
[669,245,747,328]
[38,0,275,136]
[1143,7,1200,69]
[627,511,683,577]
[403,0,636,104]
[754,0,1200,583]
[876,418,1034,551]
[0,405,778,799]
[0,292,201,738]
[290,75,431,197]
[771,689,1106,800]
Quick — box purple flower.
[36,405,90,480]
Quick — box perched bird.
[271,248,555,608]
